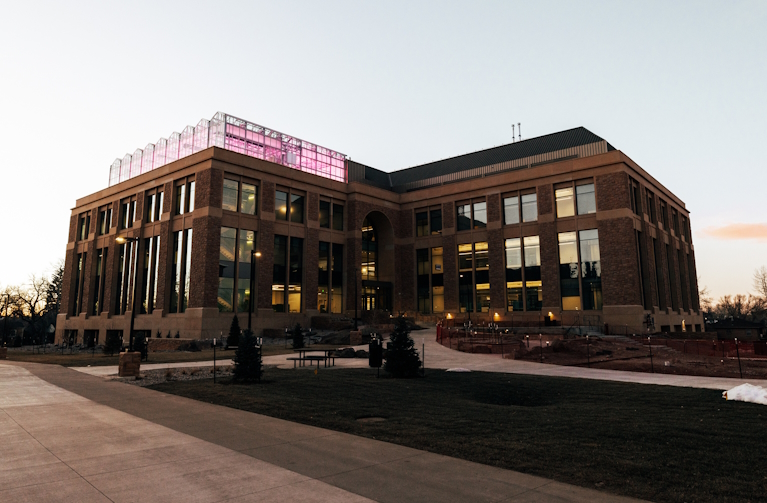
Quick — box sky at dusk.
[1,0,765,300]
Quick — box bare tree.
[10,275,50,342]
[698,279,713,316]
[754,266,767,299]
[713,294,767,322]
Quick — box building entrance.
[362,282,392,312]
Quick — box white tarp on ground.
[722,383,767,405]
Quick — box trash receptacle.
[369,339,383,368]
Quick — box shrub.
[166,331,171,339]
[227,315,241,347]
[103,332,122,356]
[292,323,304,349]
[233,329,262,382]
[156,329,162,339]
[174,331,180,339]
[384,316,422,378]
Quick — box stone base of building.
[0,347,7,360]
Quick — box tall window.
[521,193,537,222]
[115,241,136,315]
[318,242,330,312]
[576,183,596,215]
[431,247,444,313]
[416,211,429,237]
[630,178,642,215]
[272,236,303,312]
[318,242,344,313]
[78,213,89,241]
[659,200,668,228]
[223,179,239,212]
[237,230,254,312]
[361,218,377,280]
[92,249,105,315]
[275,191,288,220]
[290,194,304,223]
[646,190,656,223]
[666,244,678,310]
[680,216,688,241]
[332,204,344,231]
[430,209,442,235]
[241,183,257,215]
[73,253,85,315]
[319,201,330,228]
[473,202,487,229]
[555,187,575,218]
[458,244,473,313]
[505,238,523,311]
[175,184,186,215]
[140,237,155,314]
[475,242,490,312]
[458,242,490,313]
[217,227,236,312]
[146,193,156,223]
[417,249,430,313]
[524,236,542,310]
[559,231,580,310]
[503,196,520,225]
[456,204,471,231]
[169,230,192,313]
[272,235,287,311]
[98,206,112,235]
[579,230,602,310]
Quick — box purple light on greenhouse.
[108,112,347,186]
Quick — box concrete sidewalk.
[2,361,647,503]
[72,328,767,391]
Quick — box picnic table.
[286,348,336,368]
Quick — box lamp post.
[248,250,261,332]
[354,267,359,331]
[116,235,140,352]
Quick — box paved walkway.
[73,328,767,391]
[2,361,647,503]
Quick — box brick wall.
[261,180,275,214]
[442,202,454,229]
[81,240,96,316]
[102,240,117,315]
[68,215,77,243]
[539,222,560,307]
[89,208,98,235]
[307,192,318,221]
[61,250,75,317]
[395,243,415,312]
[196,167,222,209]
[487,228,506,310]
[596,172,630,211]
[537,184,553,216]
[598,217,642,306]
[399,209,413,239]
[345,236,361,311]
[189,216,221,309]
[162,182,173,214]
[135,191,144,224]
[641,222,658,308]
[442,234,458,311]
[486,193,501,223]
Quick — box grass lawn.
[149,368,767,503]
[6,344,305,367]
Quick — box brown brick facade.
[539,222,560,307]
[442,234,458,312]
[537,184,553,215]
[307,192,319,221]
[486,193,501,223]
[598,217,642,306]
[487,229,505,310]
[196,167,222,209]
[596,172,630,211]
[257,220,274,310]
[189,216,221,309]
[304,228,319,311]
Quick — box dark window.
[272,235,288,311]
[275,191,288,220]
[290,194,304,223]
[417,249,430,314]
[457,204,471,231]
[430,209,442,235]
[416,211,428,236]
[659,200,668,228]
[318,242,330,312]
[646,190,655,223]
[332,204,344,231]
[319,201,330,228]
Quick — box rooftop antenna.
[511,124,515,143]
[518,123,522,141]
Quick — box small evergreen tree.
[156,329,162,339]
[103,331,122,356]
[291,323,304,349]
[227,315,241,347]
[384,316,421,378]
[233,329,262,382]
[133,332,147,359]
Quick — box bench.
[286,355,327,369]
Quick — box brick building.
[57,112,703,344]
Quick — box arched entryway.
[360,211,394,312]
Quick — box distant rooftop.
[108,112,347,186]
